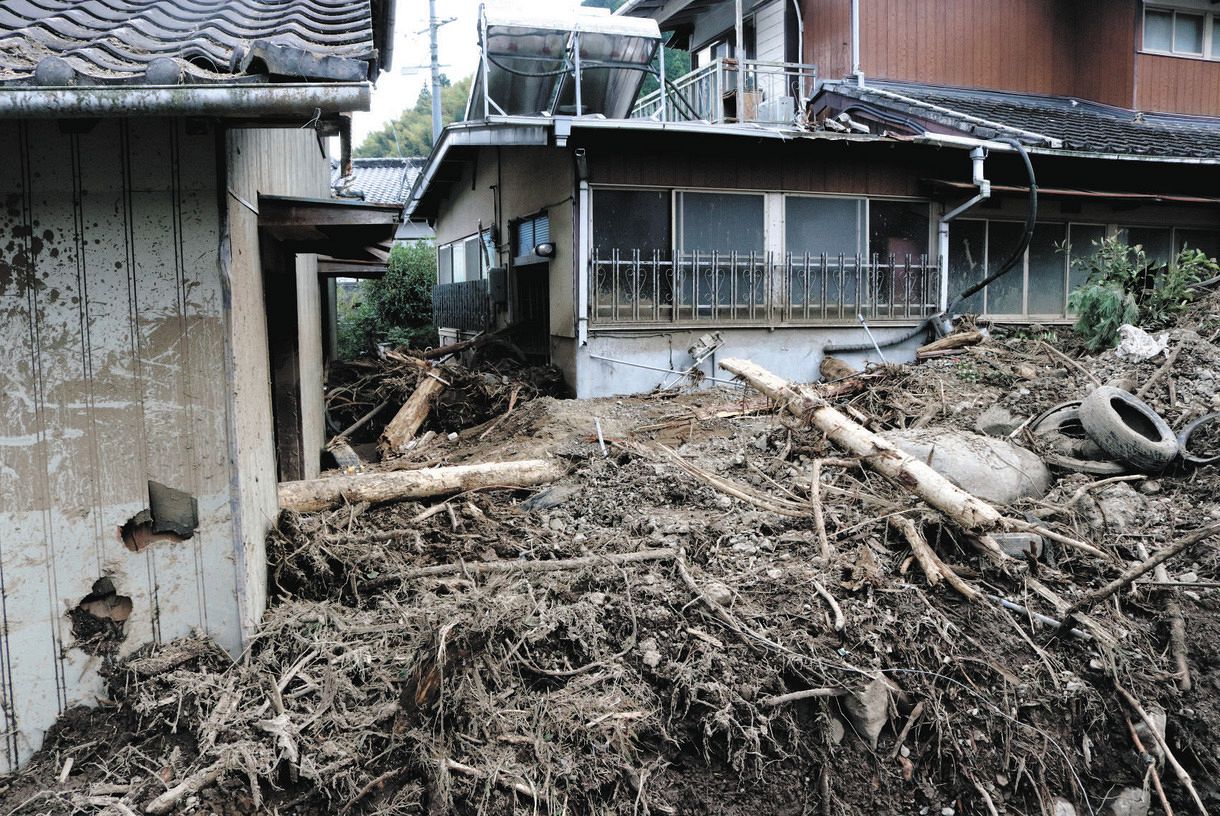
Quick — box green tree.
[355,75,472,157]
[337,242,439,357]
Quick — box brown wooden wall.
[584,137,949,197]
[1135,54,1220,116]
[1072,0,1137,109]
[800,0,1220,117]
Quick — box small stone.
[765,568,783,580]
[704,582,733,606]
[941,808,956,816]
[899,744,910,758]
[974,404,1021,437]
[586,592,606,606]
[1138,480,1162,495]
[1053,798,1077,816]
[1179,571,1198,584]
[1109,786,1149,816]
[639,637,662,669]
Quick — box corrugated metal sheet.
[0,119,240,773]
[0,0,377,84]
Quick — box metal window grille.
[515,214,550,257]
[590,250,938,325]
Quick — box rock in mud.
[882,429,1052,504]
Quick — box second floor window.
[1144,6,1217,58]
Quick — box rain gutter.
[0,83,371,119]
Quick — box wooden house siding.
[1135,53,1220,115]
[802,0,1220,117]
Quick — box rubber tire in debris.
[1030,400,1109,461]
[1078,386,1178,471]
[1177,412,1220,466]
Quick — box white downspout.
[937,146,989,317]
[735,0,745,120]
[577,177,591,347]
[851,0,862,85]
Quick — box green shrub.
[337,241,439,358]
[1068,237,1217,352]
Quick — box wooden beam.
[317,259,388,279]
[258,195,402,228]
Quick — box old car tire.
[1178,412,1220,466]
[1030,401,1109,460]
[1078,386,1178,471]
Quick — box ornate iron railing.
[590,250,938,325]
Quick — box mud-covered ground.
[7,317,1220,816]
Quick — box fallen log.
[916,330,983,358]
[379,369,447,456]
[278,459,563,513]
[720,358,1008,553]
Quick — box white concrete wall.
[224,127,332,639]
[0,119,237,771]
[572,325,922,398]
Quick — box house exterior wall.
[801,0,1219,116]
[754,0,787,62]
[435,146,576,343]
[223,127,331,637]
[0,119,239,772]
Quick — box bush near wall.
[337,242,439,358]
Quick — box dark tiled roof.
[332,157,424,206]
[0,0,379,85]
[822,80,1220,160]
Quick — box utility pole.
[429,0,442,145]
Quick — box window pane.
[1121,226,1173,268]
[1176,229,1220,261]
[985,221,1026,315]
[868,201,929,261]
[1175,13,1204,53]
[452,241,467,282]
[1214,17,1220,58]
[678,192,765,253]
[593,189,671,256]
[1027,223,1068,315]
[1145,9,1173,50]
[785,196,863,257]
[438,245,453,284]
[465,236,483,280]
[948,220,986,313]
[1068,225,1106,295]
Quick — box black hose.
[822,136,1038,356]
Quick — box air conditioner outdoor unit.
[757,96,796,124]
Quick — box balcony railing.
[591,250,939,326]
[632,58,817,126]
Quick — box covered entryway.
[257,195,401,480]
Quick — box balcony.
[591,250,939,326]
[632,58,817,126]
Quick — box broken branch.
[1062,522,1220,626]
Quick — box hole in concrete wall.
[120,481,199,552]
[68,577,133,656]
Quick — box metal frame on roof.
[465,4,662,121]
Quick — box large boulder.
[881,429,1052,505]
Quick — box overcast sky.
[353,0,592,144]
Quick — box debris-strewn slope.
[9,311,1220,816]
